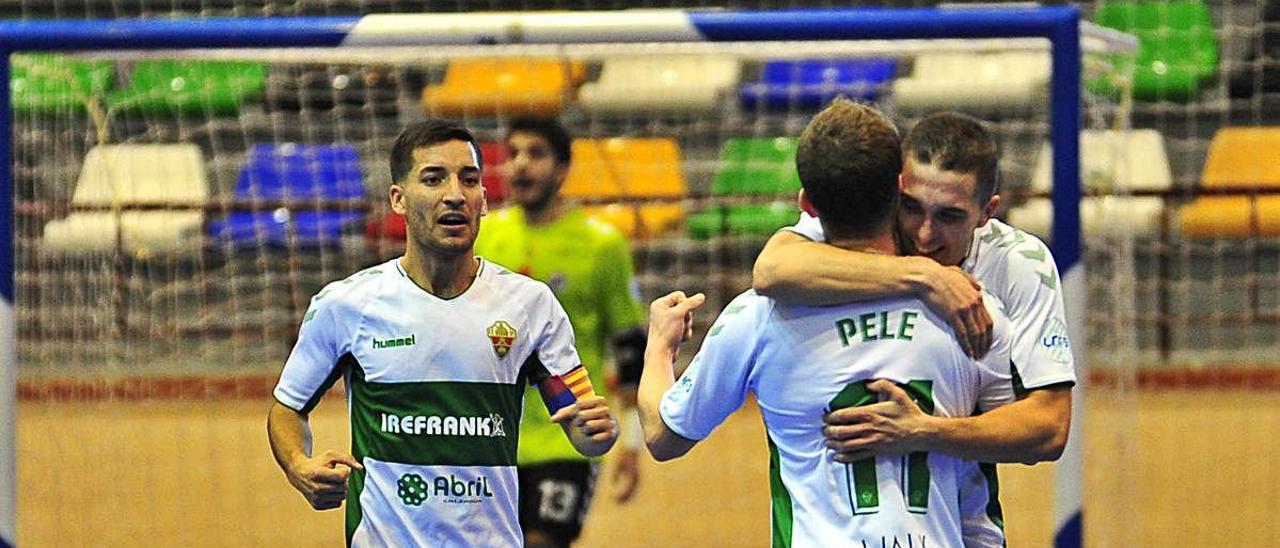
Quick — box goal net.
[4,8,1140,547]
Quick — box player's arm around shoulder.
[753,229,993,357]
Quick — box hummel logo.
[373,334,416,349]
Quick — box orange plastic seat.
[1178,196,1280,237]
[422,58,585,117]
[585,203,685,240]
[562,138,686,199]
[1200,127,1280,189]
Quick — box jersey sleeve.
[659,293,765,441]
[524,284,592,415]
[779,211,827,242]
[1002,239,1078,392]
[974,294,1017,413]
[273,287,354,414]
[596,231,646,333]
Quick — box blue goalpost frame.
[0,7,1091,546]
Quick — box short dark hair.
[390,118,482,183]
[506,117,572,167]
[902,112,999,202]
[796,98,902,240]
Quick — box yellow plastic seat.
[1201,127,1280,189]
[1178,196,1280,237]
[585,203,685,240]
[562,138,686,199]
[421,58,585,117]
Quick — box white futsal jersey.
[274,258,588,548]
[787,213,1076,391]
[660,290,1016,548]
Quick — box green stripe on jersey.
[768,435,794,548]
[350,369,523,466]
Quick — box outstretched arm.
[823,381,1071,464]
[637,291,706,462]
[267,402,364,510]
[753,230,992,357]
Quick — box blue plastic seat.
[739,59,896,111]
[208,143,365,247]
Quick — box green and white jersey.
[475,206,645,466]
[660,290,1016,548]
[787,214,1076,391]
[274,257,583,548]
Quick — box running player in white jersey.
[639,100,1016,547]
[753,112,1074,467]
[267,119,618,547]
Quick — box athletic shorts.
[518,460,600,546]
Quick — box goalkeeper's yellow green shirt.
[475,206,645,465]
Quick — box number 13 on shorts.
[827,380,936,516]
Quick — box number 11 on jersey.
[827,380,936,516]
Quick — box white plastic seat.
[893,51,1049,111]
[578,55,741,113]
[1030,129,1173,194]
[42,144,208,255]
[1005,196,1166,240]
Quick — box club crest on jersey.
[487,320,517,358]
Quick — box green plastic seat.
[691,137,803,239]
[10,54,114,115]
[686,209,725,240]
[725,202,797,236]
[711,137,801,196]
[107,60,266,116]
[1094,1,1219,102]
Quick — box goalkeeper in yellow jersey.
[474,117,647,548]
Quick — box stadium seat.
[562,138,686,199]
[712,137,801,196]
[690,137,801,240]
[42,144,208,255]
[1005,197,1166,240]
[10,53,114,115]
[579,55,740,114]
[559,138,686,239]
[585,203,686,240]
[1094,1,1219,102]
[478,140,510,205]
[422,58,585,117]
[208,143,365,248]
[1200,127,1280,189]
[1178,196,1280,237]
[364,140,508,244]
[1179,127,1280,238]
[107,60,267,116]
[892,52,1049,111]
[1030,129,1173,194]
[739,58,896,111]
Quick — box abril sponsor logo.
[373,334,416,350]
[1040,318,1071,363]
[380,413,507,438]
[396,472,494,506]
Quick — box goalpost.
[0,7,1137,546]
